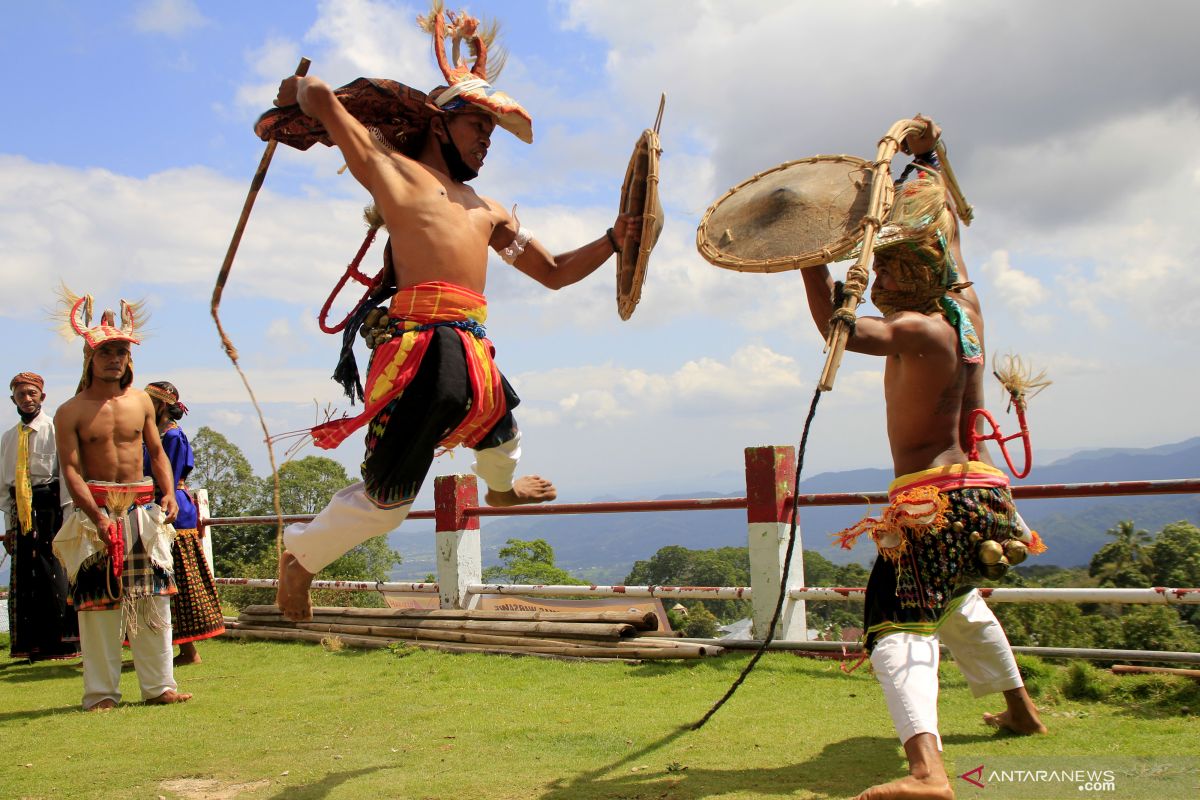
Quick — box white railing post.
[434,474,481,609]
[193,488,216,577]
[745,446,807,640]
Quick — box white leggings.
[77,598,175,709]
[284,434,521,574]
[869,590,1023,748]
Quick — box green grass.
[2,634,1198,799]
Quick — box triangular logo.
[959,764,985,788]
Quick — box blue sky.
[3,0,1199,508]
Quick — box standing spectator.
[53,293,190,709]
[145,381,224,665]
[1,372,79,660]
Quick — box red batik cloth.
[312,282,507,452]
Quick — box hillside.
[387,437,1200,582]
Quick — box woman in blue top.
[144,382,224,664]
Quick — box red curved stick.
[967,406,1033,479]
[318,227,382,334]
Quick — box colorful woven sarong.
[169,528,225,644]
[53,480,176,619]
[832,462,1046,650]
[312,282,507,451]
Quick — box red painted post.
[745,446,807,640]
[434,474,482,610]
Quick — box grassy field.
[2,633,1198,800]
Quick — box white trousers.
[870,590,1023,749]
[77,597,175,709]
[284,433,521,574]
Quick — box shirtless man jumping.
[53,304,191,710]
[264,7,638,621]
[800,120,1044,799]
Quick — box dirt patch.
[160,777,272,799]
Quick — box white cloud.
[132,0,208,36]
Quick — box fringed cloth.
[312,282,508,452]
[832,462,1047,651]
[52,479,176,637]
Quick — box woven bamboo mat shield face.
[696,154,876,273]
[617,128,664,320]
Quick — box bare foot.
[485,475,557,507]
[276,550,314,622]
[983,686,1047,735]
[173,647,202,666]
[983,709,1047,735]
[86,698,117,712]
[853,773,954,799]
[146,689,192,705]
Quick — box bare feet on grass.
[485,475,557,507]
[146,689,192,705]
[277,551,314,622]
[852,774,954,800]
[86,699,117,712]
[983,687,1047,735]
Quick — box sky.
[2,0,1198,509]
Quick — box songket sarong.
[7,484,79,660]
[311,282,519,509]
[169,528,225,644]
[832,462,1045,651]
[53,480,176,634]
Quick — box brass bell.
[978,539,1004,565]
[1003,540,1028,565]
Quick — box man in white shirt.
[1,372,79,660]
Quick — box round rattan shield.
[617,128,664,320]
[696,154,875,273]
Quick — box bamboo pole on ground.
[224,623,713,659]
[239,605,660,630]
[238,610,635,640]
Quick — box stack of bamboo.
[223,605,724,662]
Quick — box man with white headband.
[257,5,639,621]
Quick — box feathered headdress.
[55,283,146,348]
[418,2,532,143]
[54,283,147,391]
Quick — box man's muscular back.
[57,389,153,484]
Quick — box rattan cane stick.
[210,57,310,554]
[818,118,928,391]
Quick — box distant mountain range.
[387,436,1200,582]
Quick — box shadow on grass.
[538,726,907,799]
[0,704,82,723]
[0,659,84,683]
[264,765,401,799]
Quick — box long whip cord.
[691,386,822,729]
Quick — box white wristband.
[500,227,532,265]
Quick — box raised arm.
[141,396,178,523]
[799,264,938,357]
[490,205,641,290]
[274,75,391,196]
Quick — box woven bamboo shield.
[617,128,664,320]
[696,154,875,273]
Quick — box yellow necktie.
[15,423,33,534]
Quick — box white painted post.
[434,474,481,609]
[192,488,216,578]
[745,446,807,640]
